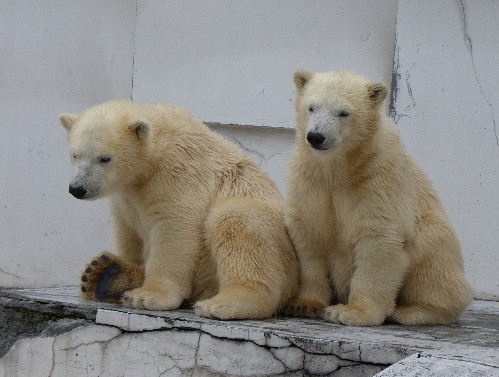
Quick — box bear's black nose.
[306,132,326,148]
[69,185,87,199]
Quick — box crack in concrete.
[389,43,401,122]
[222,134,269,165]
[459,0,499,147]
[390,43,415,124]
[0,268,23,280]
[49,337,56,376]
[266,349,288,373]
[404,63,416,113]
[130,0,138,101]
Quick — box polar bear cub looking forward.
[285,70,472,326]
[60,100,298,319]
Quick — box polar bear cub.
[60,100,298,319]
[285,70,472,326]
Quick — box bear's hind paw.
[284,298,325,318]
[80,252,144,302]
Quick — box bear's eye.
[308,106,314,113]
[99,156,111,164]
[339,110,350,117]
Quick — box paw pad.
[80,252,122,301]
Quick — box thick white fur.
[285,70,472,326]
[61,100,298,319]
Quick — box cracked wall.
[0,323,387,377]
[391,0,499,300]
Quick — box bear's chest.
[113,196,149,240]
[330,190,362,242]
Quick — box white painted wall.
[1,0,497,299]
[393,0,499,300]
[133,0,398,127]
[0,1,136,287]
[0,0,398,289]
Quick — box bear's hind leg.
[80,252,144,302]
[388,305,459,325]
[390,221,472,325]
[194,198,297,320]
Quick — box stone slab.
[1,287,498,376]
[377,354,499,377]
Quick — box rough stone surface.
[377,354,499,377]
[0,287,498,376]
[0,295,92,358]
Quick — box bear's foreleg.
[283,242,332,318]
[323,235,410,326]
[121,219,200,311]
[283,215,332,318]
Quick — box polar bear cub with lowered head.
[60,100,298,319]
[285,70,472,326]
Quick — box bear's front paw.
[121,287,183,311]
[323,304,385,326]
[284,298,325,318]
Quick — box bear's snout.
[69,185,87,199]
[306,132,326,149]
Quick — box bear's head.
[293,70,387,153]
[60,101,152,200]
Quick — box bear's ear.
[294,69,313,94]
[129,120,150,141]
[59,113,78,131]
[367,83,388,106]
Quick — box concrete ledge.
[0,287,498,376]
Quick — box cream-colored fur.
[285,70,472,326]
[60,100,298,319]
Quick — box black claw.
[85,267,91,273]
[91,260,98,266]
[81,286,87,293]
[81,275,88,282]
[100,255,110,261]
